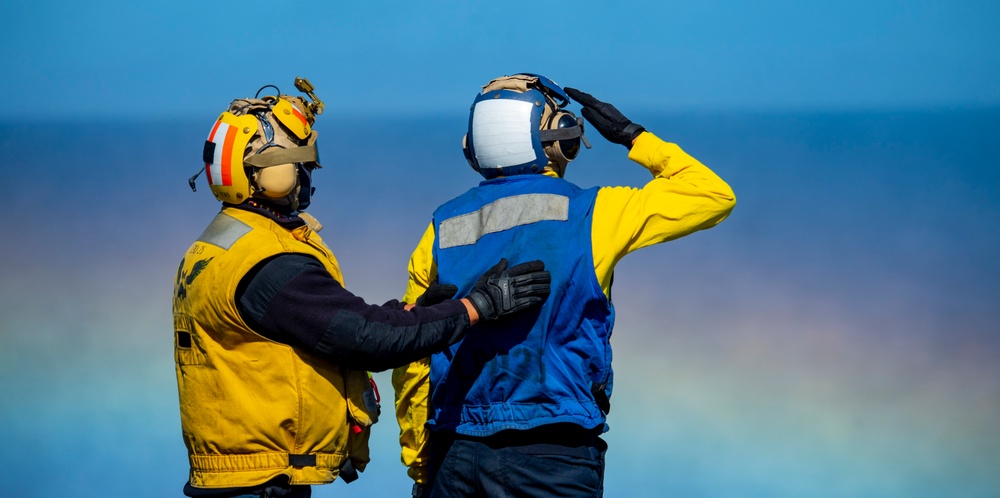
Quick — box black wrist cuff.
[623,123,646,147]
[466,291,493,321]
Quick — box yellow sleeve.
[591,131,736,294]
[401,222,437,304]
[392,222,437,484]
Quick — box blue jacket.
[429,174,615,436]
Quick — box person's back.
[174,77,553,498]
[393,73,736,497]
[429,174,612,436]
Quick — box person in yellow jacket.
[173,78,551,498]
[392,74,736,497]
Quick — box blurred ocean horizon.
[1,107,998,497]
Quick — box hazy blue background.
[1,1,998,497]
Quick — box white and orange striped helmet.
[199,77,323,208]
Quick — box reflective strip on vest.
[438,193,569,249]
[197,212,253,250]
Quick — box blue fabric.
[429,175,615,436]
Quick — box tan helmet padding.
[481,74,539,94]
[226,97,314,163]
[481,74,561,132]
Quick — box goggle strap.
[539,125,583,141]
[244,145,319,169]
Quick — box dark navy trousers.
[427,424,607,498]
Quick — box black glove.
[414,281,458,307]
[564,87,645,149]
[473,257,509,289]
[466,258,551,322]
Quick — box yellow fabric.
[391,132,736,483]
[173,207,374,489]
[392,357,433,483]
[592,132,737,293]
[392,225,438,483]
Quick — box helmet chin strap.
[253,184,300,209]
[247,172,322,232]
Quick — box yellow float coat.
[173,207,375,489]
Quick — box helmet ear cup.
[255,163,298,198]
[541,111,581,166]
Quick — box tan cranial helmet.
[198,77,324,210]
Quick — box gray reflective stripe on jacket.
[438,193,569,249]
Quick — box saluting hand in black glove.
[564,87,645,149]
[466,258,551,322]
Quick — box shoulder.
[252,253,325,284]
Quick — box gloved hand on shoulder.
[565,87,645,149]
[466,258,551,321]
[414,281,458,307]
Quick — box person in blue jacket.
[393,73,736,497]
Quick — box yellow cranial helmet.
[195,77,324,209]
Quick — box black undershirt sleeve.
[236,253,469,372]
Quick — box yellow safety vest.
[172,207,375,488]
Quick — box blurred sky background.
[1,1,998,497]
